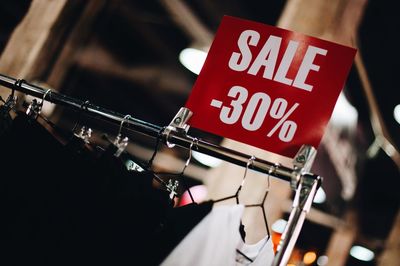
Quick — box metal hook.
[166,179,180,200]
[178,137,199,204]
[38,89,51,114]
[181,137,199,175]
[72,100,90,133]
[25,88,50,119]
[11,79,24,99]
[267,162,280,189]
[3,79,22,110]
[116,114,131,140]
[235,155,256,204]
[147,126,166,168]
[113,115,131,157]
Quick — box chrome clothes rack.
[0,73,322,266]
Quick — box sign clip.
[163,107,193,148]
[291,144,317,189]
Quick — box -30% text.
[210,86,299,142]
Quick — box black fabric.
[0,112,173,265]
[0,103,13,136]
[0,112,104,265]
[149,200,214,265]
[92,149,173,265]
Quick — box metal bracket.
[3,94,18,112]
[272,173,321,266]
[166,179,179,199]
[75,126,92,144]
[113,135,129,157]
[163,107,193,148]
[25,99,41,119]
[291,144,317,190]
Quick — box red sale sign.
[185,16,356,158]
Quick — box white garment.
[236,234,274,265]
[161,205,274,266]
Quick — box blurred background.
[0,1,399,265]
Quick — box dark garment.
[0,112,173,265]
[0,103,13,136]
[91,149,173,265]
[0,112,108,265]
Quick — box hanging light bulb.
[349,245,375,262]
[179,46,208,75]
[394,104,400,124]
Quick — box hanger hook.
[147,126,166,169]
[72,100,90,133]
[11,79,18,98]
[12,79,24,98]
[181,137,199,175]
[267,162,280,189]
[242,155,256,185]
[235,155,256,204]
[38,89,51,113]
[117,114,132,138]
[178,137,199,204]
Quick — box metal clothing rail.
[0,73,321,266]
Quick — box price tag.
[185,16,356,158]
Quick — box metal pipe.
[272,173,321,266]
[0,73,297,183]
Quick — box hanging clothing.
[0,111,174,265]
[236,234,274,265]
[0,108,275,266]
[161,204,274,266]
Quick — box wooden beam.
[378,211,400,265]
[45,0,107,90]
[75,44,192,95]
[325,210,358,266]
[0,0,80,100]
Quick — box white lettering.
[248,35,282,79]
[273,40,299,85]
[293,46,327,91]
[228,30,328,92]
[228,30,260,71]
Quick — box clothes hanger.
[211,155,256,262]
[242,163,279,242]
[71,100,90,133]
[24,88,59,130]
[146,126,166,169]
[211,156,275,262]
[0,80,19,136]
[145,131,198,203]
[25,88,51,119]
[156,137,199,204]
[1,79,20,113]
[175,137,199,204]
[102,114,131,158]
[213,155,256,204]
[64,100,94,154]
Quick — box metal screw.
[296,155,305,163]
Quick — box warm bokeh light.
[303,251,317,264]
[178,185,208,206]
